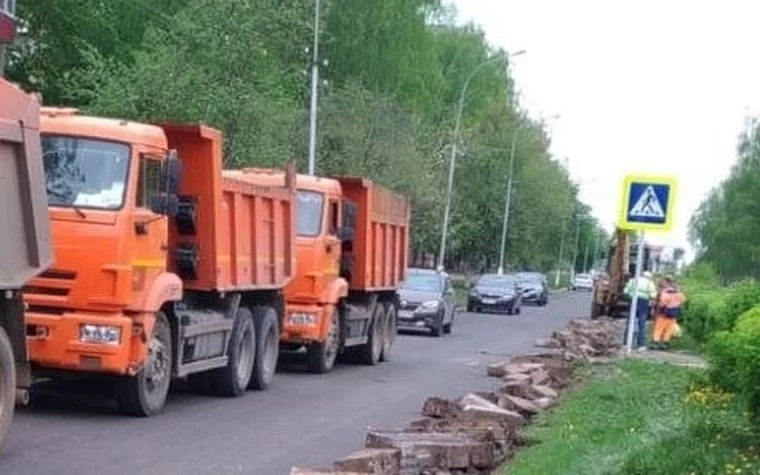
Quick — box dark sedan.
[397,268,456,337]
[467,273,522,315]
[516,271,549,306]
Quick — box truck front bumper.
[26,311,134,375]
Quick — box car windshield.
[41,135,130,210]
[296,190,324,237]
[478,275,516,287]
[517,273,542,283]
[402,273,441,292]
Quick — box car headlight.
[420,300,440,310]
[79,324,121,345]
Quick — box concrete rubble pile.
[532,317,625,360]
[290,318,623,475]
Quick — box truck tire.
[248,306,279,390]
[357,303,383,365]
[212,307,256,397]
[117,311,172,417]
[0,327,16,449]
[306,308,340,374]
[380,302,397,362]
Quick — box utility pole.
[497,122,523,275]
[498,114,559,275]
[570,216,582,282]
[306,0,321,176]
[591,229,601,273]
[582,231,591,273]
[437,50,524,271]
[554,157,570,287]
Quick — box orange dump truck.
[0,79,53,447]
[233,170,410,373]
[24,110,295,416]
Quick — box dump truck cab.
[26,109,181,374]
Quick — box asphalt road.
[0,291,590,475]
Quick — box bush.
[679,278,760,344]
[706,305,760,420]
[680,285,729,343]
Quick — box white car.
[572,273,594,291]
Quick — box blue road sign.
[618,175,677,232]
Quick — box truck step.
[176,356,228,378]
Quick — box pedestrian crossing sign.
[618,174,677,232]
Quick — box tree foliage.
[690,122,760,280]
[7,0,603,272]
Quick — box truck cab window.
[296,190,324,237]
[136,156,162,209]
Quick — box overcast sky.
[450,0,760,258]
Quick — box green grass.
[506,360,760,475]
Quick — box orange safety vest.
[658,286,685,318]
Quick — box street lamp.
[437,49,526,271]
[497,113,560,275]
[306,0,321,176]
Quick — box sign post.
[617,174,678,352]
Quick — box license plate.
[481,298,496,305]
[399,310,413,319]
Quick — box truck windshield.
[296,190,324,237]
[41,135,130,210]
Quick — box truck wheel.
[380,303,397,362]
[248,306,279,390]
[307,309,340,374]
[117,311,172,417]
[212,307,256,397]
[0,327,16,449]
[358,303,383,365]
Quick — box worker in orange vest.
[651,275,686,350]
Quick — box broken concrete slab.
[504,372,532,383]
[334,448,401,474]
[531,384,558,399]
[365,430,494,470]
[497,394,540,415]
[422,396,458,418]
[530,369,550,385]
[290,469,364,475]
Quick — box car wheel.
[515,304,521,315]
[431,312,444,337]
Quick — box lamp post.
[570,214,583,282]
[306,0,321,176]
[437,49,526,271]
[497,113,560,274]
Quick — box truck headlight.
[79,324,121,345]
[288,313,317,326]
[420,300,440,310]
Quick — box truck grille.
[24,269,77,300]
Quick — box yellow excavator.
[590,227,651,319]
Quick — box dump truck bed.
[0,79,53,289]
[336,177,410,291]
[161,124,296,292]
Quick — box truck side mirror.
[149,150,182,217]
[161,149,182,196]
[337,225,354,242]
